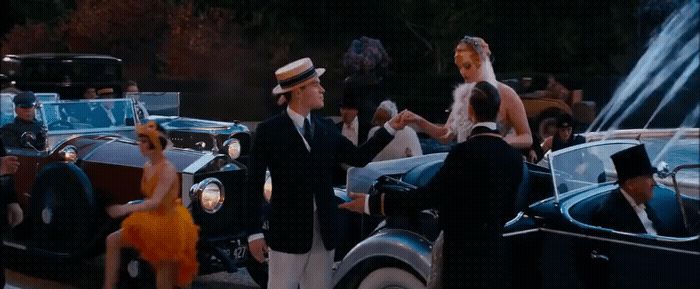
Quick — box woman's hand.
[399,110,424,125]
[106,204,129,219]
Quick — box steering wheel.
[48,120,75,130]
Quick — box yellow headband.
[136,121,167,152]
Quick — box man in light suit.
[341,81,524,288]
[247,58,405,289]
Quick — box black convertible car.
[330,129,699,289]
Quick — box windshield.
[550,141,638,197]
[40,99,136,135]
[125,92,180,117]
[550,138,700,200]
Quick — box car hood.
[59,134,206,172]
[145,115,248,135]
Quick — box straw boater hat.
[272,58,326,95]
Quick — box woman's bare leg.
[103,230,124,289]
[156,262,177,289]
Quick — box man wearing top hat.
[247,58,405,289]
[592,144,687,237]
[336,92,372,147]
[1,91,46,149]
[333,91,373,185]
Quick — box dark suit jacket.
[369,126,524,288]
[333,119,372,185]
[247,111,393,254]
[592,189,687,237]
[335,119,371,146]
[87,105,115,127]
[0,118,46,149]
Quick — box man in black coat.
[342,81,524,288]
[1,91,46,149]
[0,138,23,286]
[592,144,687,237]
[333,92,373,185]
[246,58,404,289]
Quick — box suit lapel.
[282,111,311,154]
[310,116,324,152]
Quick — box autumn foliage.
[1,0,252,80]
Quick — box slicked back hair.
[470,81,500,122]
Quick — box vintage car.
[0,95,266,287]
[329,129,699,288]
[1,53,123,100]
[502,76,597,140]
[126,92,251,164]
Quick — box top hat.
[13,91,37,108]
[611,144,657,183]
[339,87,362,110]
[557,113,575,128]
[272,58,325,95]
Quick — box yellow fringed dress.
[121,162,199,287]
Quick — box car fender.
[332,229,432,287]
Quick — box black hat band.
[279,67,317,90]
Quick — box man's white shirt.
[341,117,359,146]
[620,188,658,235]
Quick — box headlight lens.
[223,138,241,159]
[59,145,78,162]
[189,178,225,213]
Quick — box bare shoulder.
[162,160,177,174]
[496,82,519,100]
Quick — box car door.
[604,234,699,288]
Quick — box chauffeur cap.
[272,58,326,95]
[611,144,657,183]
[13,91,37,108]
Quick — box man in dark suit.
[1,91,46,149]
[247,58,404,289]
[336,92,371,146]
[0,139,23,286]
[341,81,524,288]
[333,92,373,185]
[592,144,687,237]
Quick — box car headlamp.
[223,138,241,160]
[59,145,78,162]
[189,178,225,213]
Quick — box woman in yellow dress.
[103,121,199,289]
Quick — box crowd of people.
[0,34,672,289]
